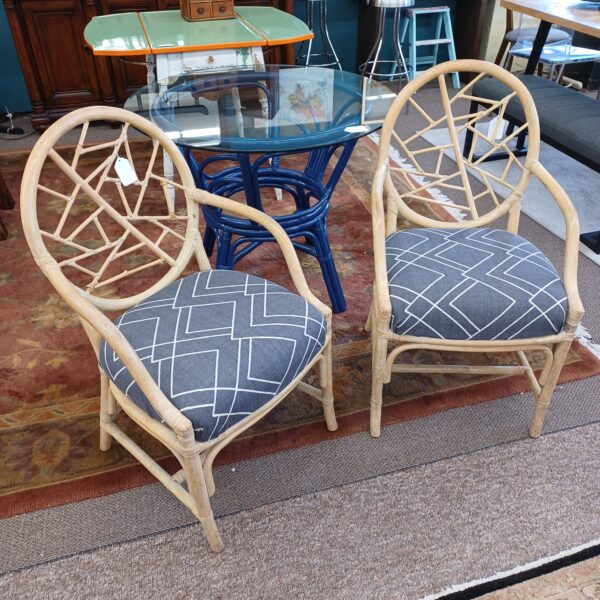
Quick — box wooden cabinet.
[4,0,115,128]
[4,0,294,129]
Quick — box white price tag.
[114,156,138,186]
[486,116,508,141]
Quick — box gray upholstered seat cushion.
[386,228,568,340]
[472,75,600,167]
[99,270,327,442]
[504,27,570,43]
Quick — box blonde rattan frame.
[20,106,337,552]
[369,59,584,439]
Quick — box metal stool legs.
[297,0,342,69]
[360,5,411,81]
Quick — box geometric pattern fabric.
[99,270,327,442]
[386,227,568,340]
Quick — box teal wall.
[294,0,360,72]
[0,3,31,112]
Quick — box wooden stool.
[399,5,460,88]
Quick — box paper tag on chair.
[114,156,138,186]
[487,117,508,141]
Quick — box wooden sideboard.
[3,0,293,129]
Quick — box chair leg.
[370,331,388,438]
[319,339,338,431]
[392,8,410,80]
[463,100,479,159]
[0,173,13,241]
[505,52,515,73]
[182,453,224,553]
[365,303,374,332]
[202,226,217,257]
[529,340,572,438]
[99,371,114,451]
[0,172,15,210]
[515,128,528,152]
[399,10,409,78]
[494,39,509,66]
[313,222,346,313]
[215,231,233,269]
[202,454,217,498]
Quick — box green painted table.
[84,12,150,56]
[84,7,311,58]
[139,9,265,54]
[84,7,313,231]
[84,7,312,84]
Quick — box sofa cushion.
[473,74,600,168]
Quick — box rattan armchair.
[20,106,337,552]
[368,59,584,438]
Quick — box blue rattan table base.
[180,141,357,313]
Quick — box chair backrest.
[375,59,541,234]
[20,106,209,314]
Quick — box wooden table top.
[501,0,600,38]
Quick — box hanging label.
[114,156,138,186]
[487,117,508,141]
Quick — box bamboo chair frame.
[369,59,584,438]
[20,106,337,552]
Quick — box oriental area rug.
[1,136,599,519]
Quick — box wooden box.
[180,0,236,21]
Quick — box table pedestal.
[181,143,356,313]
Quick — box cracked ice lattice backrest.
[20,106,207,313]
[376,60,541,232]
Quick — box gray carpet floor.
[1,422,599,600]
[2,372,600,576]
[1,83,599,598]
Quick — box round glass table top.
[125,66,395,153]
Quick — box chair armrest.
[528,160,585,328]
[192,189,332,320]
[371,164,392,321]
